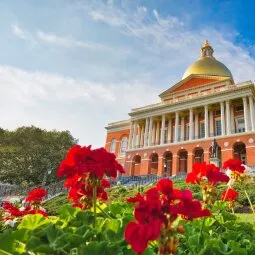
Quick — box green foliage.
[43,194,70,215]
[178,209,255,255]
[0,203,156,255]
[0,126,77,186]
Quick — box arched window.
[110,139,116,153]
[120,136,128,153]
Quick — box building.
[105,41,255,176]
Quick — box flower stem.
[222,186,230,201]
[92,180,97,228]
[244,189,255,215]
[96,204,115,219]
[199,217,206,245]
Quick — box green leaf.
[143,248,157,255]
[0,230,16,254]
[26,236,54,253]
[18,214,50,230]
[58,204,80,221]
[78,241,108,255]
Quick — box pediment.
[159,75,230,99]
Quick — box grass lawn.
[236,213,255,223]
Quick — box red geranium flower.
[125,220,161,254]
[3,202,25,217]
[206,164,230,185]
[57,145,125,179]
[25,188,47,203]
[186,162,207,184]
[221,188,239,201]
[156,178,173,196]
[223,159,245,174]
[186,162,229,185]
[170,190,211,220]
[67,177,111,208]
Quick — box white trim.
[130,87,253,120]
[221,148,233,152]
[127,131,255,152]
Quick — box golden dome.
[182,40,233,80]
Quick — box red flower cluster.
[66,175,110,209]
[26,188,48,203]
[57,145,125,179]
[2,188,48,223]
[221,188,239,201]
[223,159,245,174]
[125,179,210,254]
[57,145,124,209]
[3,202,47,219]
[186,162,229,185]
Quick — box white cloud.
[86,2,255,83]
[0,65,159,147]
[11,24,27,39]
[11,24,111,51]
[36,31,111,51]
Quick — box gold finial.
[204,40,210,47]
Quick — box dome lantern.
[200,40,214,58]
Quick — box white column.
[160,114,166,144]
[167,118,172,143]
[226,100,231,135]
[144,118,149,147]
[249,95,255,131]
[140,125,145,147]
[148,117,153,146]
[132,121,137,148]
[128,121,134,149]
[204,105,208,138]
[195,113,199,139]
[220,102,225,136]
[156,120,160,144]
[152,122,156,145]
[209,110,214,137]
[137,124,141,147]
[181,116,185,141]
[174,112,179,143]
[230,105,235,133]
[189,108,194,141]
[243,97,249,132]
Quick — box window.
[200,122,205,138]
[235,105,244,112]
[119,137,128,153]
[215,120,222,136]
[110,139,116,153]
[236,118,245,133]
[214,110,221,116]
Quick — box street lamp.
[42,168,52,186]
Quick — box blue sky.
[0,0,255,147]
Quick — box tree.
[0,126,78,187]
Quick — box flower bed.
[0,145,255,255]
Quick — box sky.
[0,0,255,147]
